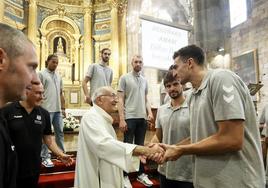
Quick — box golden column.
[0,1,4,23]
[83,4,93,79]
[73,34,81,82]
[118,0,128,76]
[27,0,37,45]
[110,0,120,85]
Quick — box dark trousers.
[16,174,39,188]
[159,174,194,188]
[124,118,147,175]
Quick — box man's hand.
[147,113,154,123]
[145,143,165,163]
[58,153,74,166]
[119,120,128,133]
[158,144,183,164]
[85,96,92,106]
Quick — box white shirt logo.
[222,85,234,103]
[36,115,41,120]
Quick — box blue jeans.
[124,118,147,175]
[41,112,65,160]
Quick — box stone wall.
[231,0,268,113]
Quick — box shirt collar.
[131,70,141,77]
[93,104,113,124]
[45,68,55,74]
[99,61,108,67]
[192,70,212,94]
[167,98,188,111]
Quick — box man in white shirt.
[74,86,164,188]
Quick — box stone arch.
[40,15,80,35]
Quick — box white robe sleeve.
[81,113,140,173]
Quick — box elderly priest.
[74,86,164,188]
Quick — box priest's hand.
[58,153,74,166]
[146,143,165,163]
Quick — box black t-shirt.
[2,102,52,178]
[0,110,17,188]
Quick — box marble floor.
[64,127,156,152]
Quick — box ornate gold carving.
[118,0,127,16]
[4,1,24,18]
[95,11,110,20]
[46,20,75,34]
[83,5,93,15]
[95,21,110,31]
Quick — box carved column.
[118,1,128,76]
[110,0,120,85]
[73,34,80,81]
[0,1,4,23]
[28,0,37,45]
[83,4,93,78]
[40,36,47,70]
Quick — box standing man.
[2,74,73,188]
[39,54,65,168]
[117,55,154,187]
[0,23,38,188]
[151,71,193,188]
[82,48,113,105]
[161,45,265,187]
[75,86,164,188]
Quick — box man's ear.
[0,48,7,71]
[188,58,194,69]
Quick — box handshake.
[135,143,184,164]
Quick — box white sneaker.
[137,173,153,187]
[42,158,54,168]
[123,176,132,188]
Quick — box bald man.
[2,74,73,188]
[0,23,38,188]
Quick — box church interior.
[1,0,268,187]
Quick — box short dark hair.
[0,23,31,60]
[45,54,58,67]
[101,48,111,54]
[173,44,205,65]
[163,71,177,87]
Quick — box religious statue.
[57,37,64,53]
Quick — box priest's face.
[98,89,118,114]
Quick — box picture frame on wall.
[232,49,261,101]
[232,49,259,86]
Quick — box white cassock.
[74,104,140,188]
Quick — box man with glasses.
[82,48,113,105]
[117,55,154,187]
[160,45,265,188]
[75,86,164,188]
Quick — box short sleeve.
[86,64,95,78]
[211,71,245,121]
[42,109,52,135]
[155,109,162,129]
[118,76,126,92]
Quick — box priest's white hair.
[92,86,113,104]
